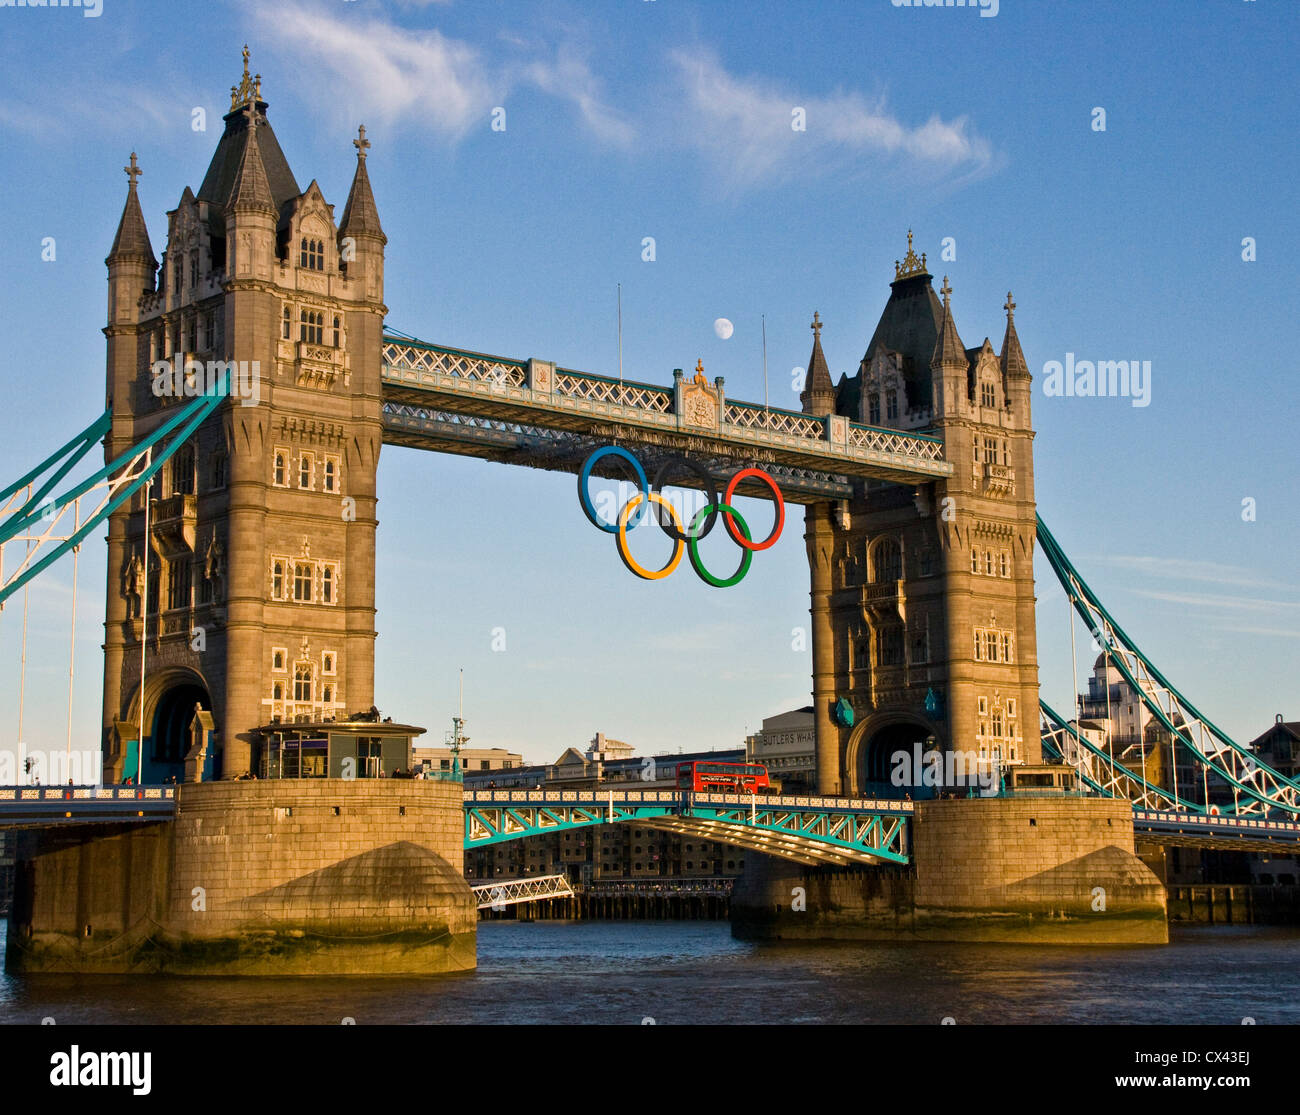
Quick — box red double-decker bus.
[676,761,771,793]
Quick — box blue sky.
[0,0,1296,770]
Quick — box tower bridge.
[1,49,1295,973]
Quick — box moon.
[713,317,734,340]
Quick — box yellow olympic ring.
[616,493,685,580]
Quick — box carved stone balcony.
[980,463,1016,497]
[862,578,906,623]
[151,493,196,557]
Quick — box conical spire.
[801,311,836,414]
[1000,291,1030,379]
[339,125,385,242]
[931,276,967,367]
[227,100,275,214]
[107,153,156,266]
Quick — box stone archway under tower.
[114,668,213,785]
[846,712,945,799]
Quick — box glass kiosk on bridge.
[251,718,425,780]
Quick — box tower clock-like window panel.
[293,563,313,602]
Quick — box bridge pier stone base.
[4,781,476,975]
[731,797,1168,945]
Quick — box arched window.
[273,452,286,486]
[872,538,902,584]
[999,552,1010,578]
[1001,439,1010,466]
[273,682,283,700]
[282,305,291,340]
[299,309,324,344]
[984,551,994,576]
[299,238,324,271]
[171,444,195,496]
[868,396,881,425]
[323,459,336,492]
[293,562,313,602]
[294,664,313,702]
[323,683,333,703]
[971,548,979,574]
[972,435,980,463]
[299,454,312,488]
[981,381,996,407]
[272,649,284,670]
[992,709,1004,738]
[1000,632,1012,662]
[321,565,334,604]
[332,314,341,348]
[271,561,284,599]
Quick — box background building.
[462,734,749,887]
[745,707,815,792]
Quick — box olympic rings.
[578,445,651,533]
[616,494,685,580]
[688,503,752,587]
[578,447,785,586]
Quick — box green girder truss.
[0,377,229,608]
[464,790,911,867]
[1037,514,1300,817]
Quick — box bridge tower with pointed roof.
[101,47,389,782]
[801,233,1041,795]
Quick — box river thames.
[1,919,1297,1025]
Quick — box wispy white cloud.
[1088,553,1290,591]
[668,47,994,188]
[1133,589,1300,613]
[522,47,634,148]
[253,4,495,138]
[1214,624,1300,640]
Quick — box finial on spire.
[811,310,822,338]
[230,43,262,111]
[1004,291,1016,322]
[354,124,371,159]
[123,152,142,190]
[941,276,952,307]
[693,358,707,384]
[894,229,928,280]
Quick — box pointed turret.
[107,153,156,267]
[339,125,385,243]
[999,291,1029,380]
[800,311,836,416]
[227,101,276,215]
[930,276,967,369]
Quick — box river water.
[1,919,1297,1025]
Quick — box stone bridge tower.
[101,50,387,781]
[803,235,1041,796]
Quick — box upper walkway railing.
[380,335,952,498]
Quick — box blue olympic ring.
[577,446,650,533]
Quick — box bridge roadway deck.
[4,788,1298,857]
[379,336,954,502]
